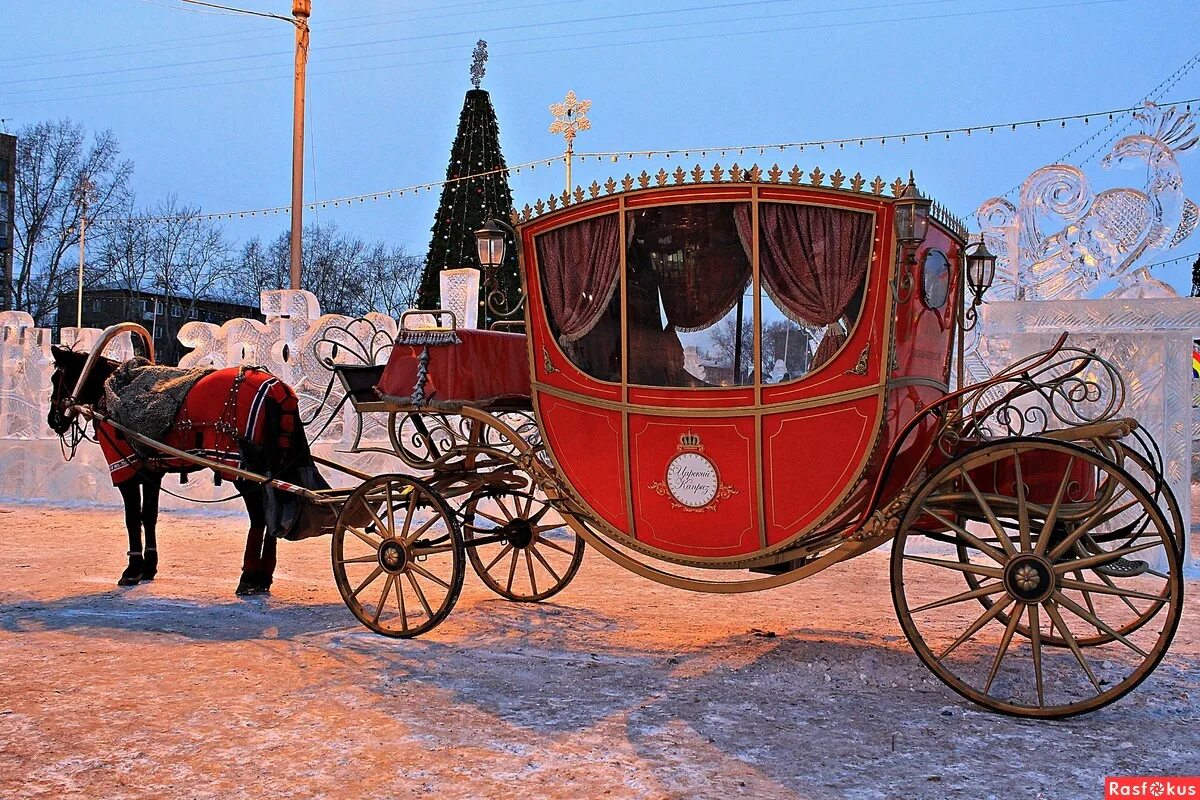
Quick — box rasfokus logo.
[1107,778,1200,798]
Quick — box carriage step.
[1091,556,1149,578]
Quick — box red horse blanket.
[96,367,299,485]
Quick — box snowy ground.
[0,504,1195,800]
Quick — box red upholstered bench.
[374,328,532,411]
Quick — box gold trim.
[845,343,871,376]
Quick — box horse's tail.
[257,382,337,541]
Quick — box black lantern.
[474,219,506,270]
[894,174,932,251]
[964,240,998,303]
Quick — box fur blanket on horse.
[96,362,335,541]
[103,357,214,458]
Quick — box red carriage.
[62,168,1185,719]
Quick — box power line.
[1,0,1136,106]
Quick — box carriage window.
[757,203,872,383]
[626,203,753,387]
[535,213,622,382]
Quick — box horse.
[47,345,335,596]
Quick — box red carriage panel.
[536,393,628,533]
[761,392,882,545]
[627,414,760,558]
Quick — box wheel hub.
[379,539,409,573]
[1003,553,1055,604]
[502,518,534,549]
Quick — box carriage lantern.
[474,218,507,271]
[893,174,932,258]
[963,239,998,304]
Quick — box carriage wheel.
[893,438,1183,718]
[332,474,465,637]
[462,460,585,602]
[955,437,1181,647]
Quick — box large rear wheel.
[893,438,1183,718]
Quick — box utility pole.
[290,0,311,291]
[75,177,94,328]
[178,0,309,290]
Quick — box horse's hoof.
[142,550,158,581]
[235,581,253,596]
[117,572,142,586]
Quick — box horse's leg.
[258,519,277,593]
[140,472,162,580]
[116,478,145,586]
[235,480,268,596]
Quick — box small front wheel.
[332,474,465,637]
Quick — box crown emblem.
[679,430,703,451]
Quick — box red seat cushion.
[376,329,531,409]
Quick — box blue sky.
[3,0,1199,287]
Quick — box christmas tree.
[418,40,518,322]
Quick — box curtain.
[649,204,751,333]
[752,203,873,367]
[536,213,621,342]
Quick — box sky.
[3,0,1200,290]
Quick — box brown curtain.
[648,204,751,333]
[536,213,621,342]
[752,203,872,367]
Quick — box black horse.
[48,346,333,595]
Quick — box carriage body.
[518,181,966,566]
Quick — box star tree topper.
[470,40,488,89]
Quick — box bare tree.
[12,119,132,325]
[234,222,424,317]
[146,197,235,362]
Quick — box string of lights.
[106,95,1199,225]
[112,154,567,224]
[570,97,1199,162]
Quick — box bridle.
[49,366,92,459]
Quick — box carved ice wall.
[0,291,402,507]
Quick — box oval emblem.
[665,451,719,508]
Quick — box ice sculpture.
[439,267,481,329]
[977,103,1197,301]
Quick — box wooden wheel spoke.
[525,549,539,595]
[404,512,442,545]
[1052,591,1149,657]
[385,482,397,538]
[1059,575,1163,604]
[536,536,575,556]
[1043,599,1102,693]
[530,545,562,583]
[406,571,434,617]
[1053,540,1160,574]
[337,554,379,565]
[962,471,1018,556]
[398,486,418,541]
[983,603,1024,694]
[1012,451,1032,551]
[395,575,409,632]
[910,581,1008,614]
[483,544,514,572]
[1033,456,1075,555]
[936,596,1014,662]
[474,509,509,528]
[1090,570,1148,615]
[1046,488,1135,561]
[1028,604,1045,707]
[409,562,451,590]
[346,525,382,550]
[903,554,1003,579]
[924,508,1008,565]
[350,565,384,599]
[360,496,391,539]
[373,574,394,625]
[520,492,535,519]
[528,502,552,525]
[506,549,519,594]
[495,495,515,522]
[1072,568,1102,635]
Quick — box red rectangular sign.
[1106,778,1200,798]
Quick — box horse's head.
[47,345,118,435]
